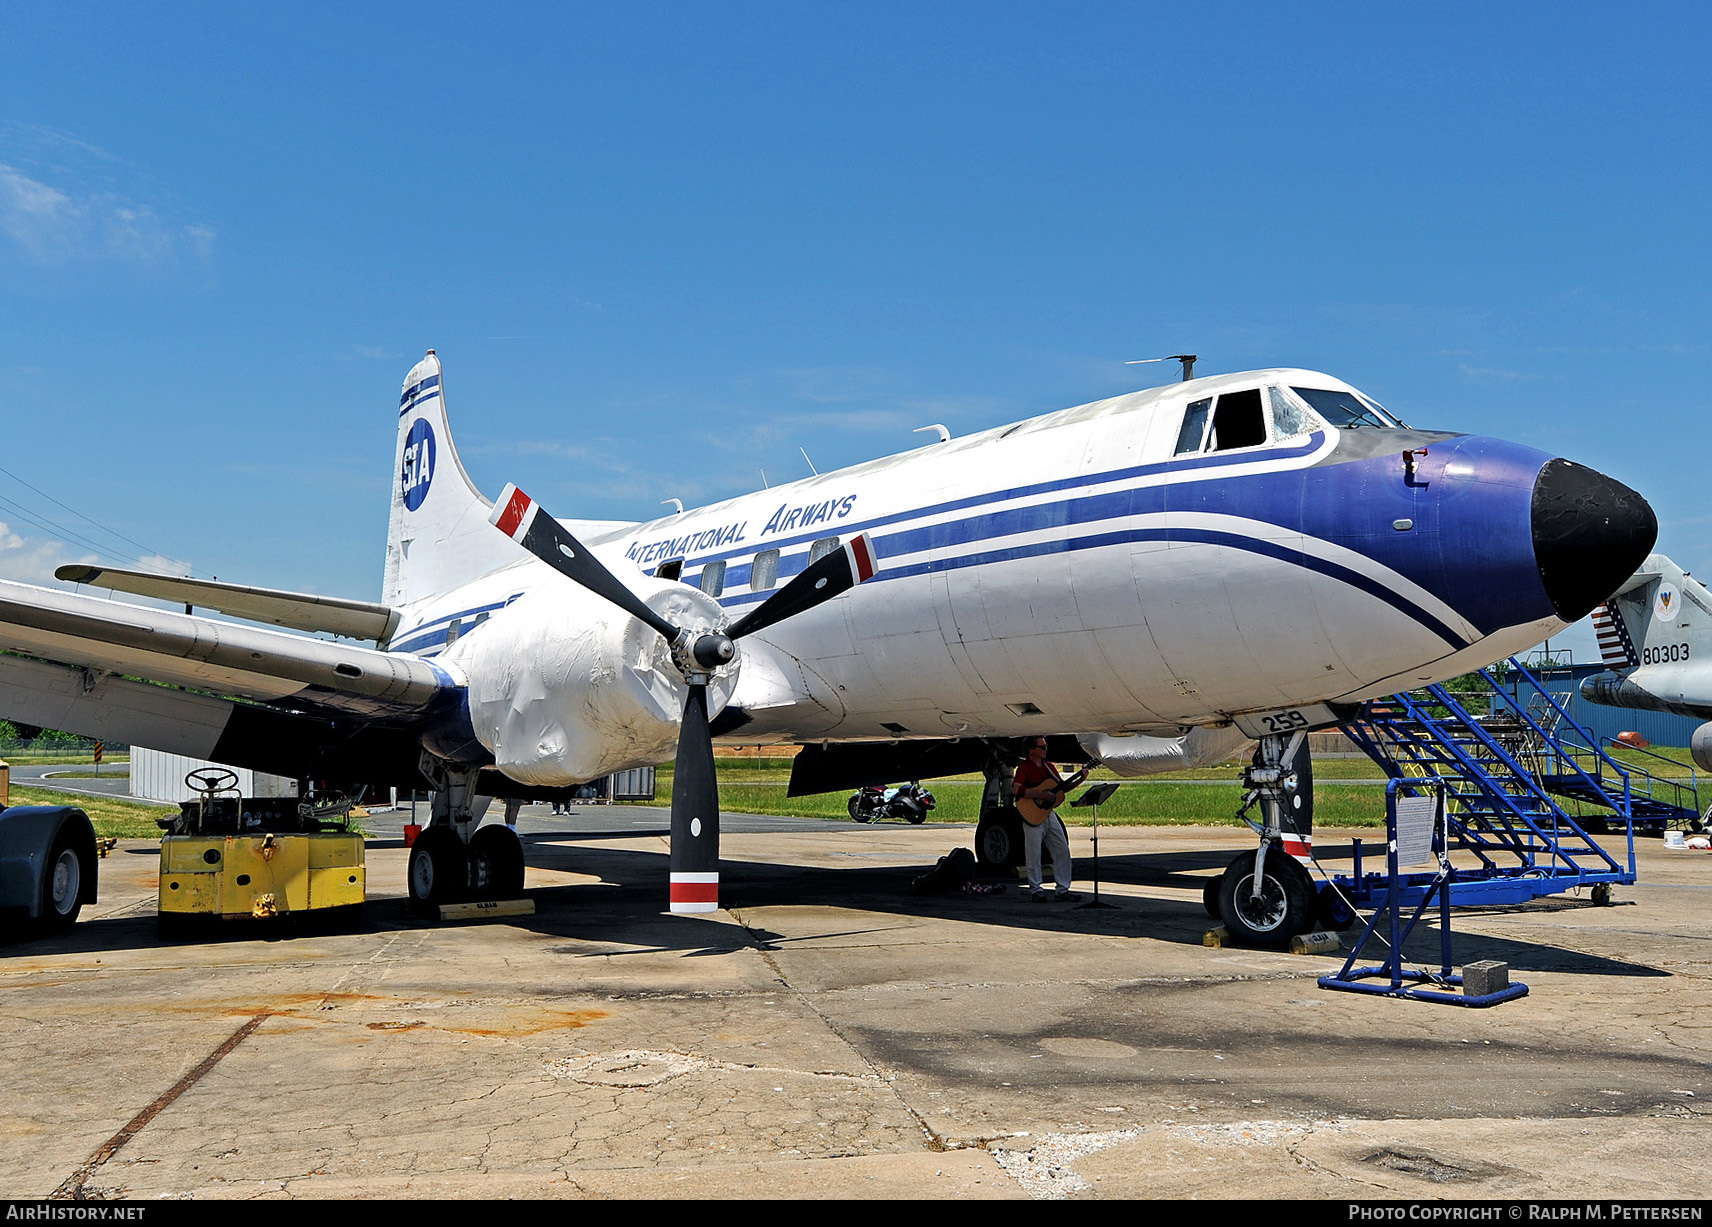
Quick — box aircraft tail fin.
[1596,554,1712,670]
[383,352,499,608]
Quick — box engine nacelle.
[445,576,736,785]
[1078,725,1254,776]
[1691,723,1712,773]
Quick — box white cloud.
[0,125,214,268]
[0,521,95,584]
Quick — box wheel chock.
[437,898,535,922]
[1202,925,1231,947]
[1289,930,1342,955]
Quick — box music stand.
[1071,782,1121,909]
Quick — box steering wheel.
[185,768,239,795]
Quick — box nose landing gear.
[1218,730,1319,948]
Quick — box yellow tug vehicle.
[157,769,364,936]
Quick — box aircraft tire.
[409,828,468,908]
[1217,849,1316,949]
[974,812,1023,870]
[1202,875,1221,919]
[40,827,88,931]
[468,825,525,899]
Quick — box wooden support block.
[1289,930,1342,955]
[438,898,536,922]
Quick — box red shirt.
[1014,760,1062,793]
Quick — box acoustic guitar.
[1015,766,1091,826]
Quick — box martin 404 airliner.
[0,352,1656,943]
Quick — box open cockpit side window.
[1208,388,1266,451]
[1173,389,1268,456]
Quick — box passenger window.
[1174,399,1213,455]
[655,558,683,581]
[1267,387,1311,440]
[1208,388,1266,452]
[699,560,727,596]
[808,537,839,564]
[751,548,780,592]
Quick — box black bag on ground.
[911,846,977,894]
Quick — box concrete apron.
[2,819,1708,1200]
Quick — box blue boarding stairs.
[1316,658,1680,1006]
[1335,658,1652,914]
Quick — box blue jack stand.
[1319,779,1529,1008]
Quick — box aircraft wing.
[55,564,400,643]
[0,578,452,716]
[0,578,465,787]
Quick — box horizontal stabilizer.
[55,565,400,643]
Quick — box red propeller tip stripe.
[494,486,536,540]
[847,533,877,582]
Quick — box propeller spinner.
[490,484,877,913]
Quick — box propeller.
[490,484,877,913]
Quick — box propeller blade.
[726,532,877,642]
[668,680,720,914]
[491,483,679,642]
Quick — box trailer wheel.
[468,826,525,899]
[41,828,87,930]
[408,828,467,908]
[1315,882,1358,931]
[1217,849,1316,949]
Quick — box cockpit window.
[1291,387,1401,429]
[1174,398,1212,454]
[1208,388,1266,451]
[1267,387,1312,439]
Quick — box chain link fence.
[0,736,128,763]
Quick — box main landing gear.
[408,764,527,909]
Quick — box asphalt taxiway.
[3,812,1708,1200]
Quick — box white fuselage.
[387,368,1567,780]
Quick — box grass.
[5,785,172,839]
[637,760,1399,827]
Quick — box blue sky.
[2,3,1708,663]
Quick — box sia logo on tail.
[402,420,436,511]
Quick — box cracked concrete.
[2,819,1709,1199]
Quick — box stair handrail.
[1382,686,1576,866]
[1482,658,1637,876]
[1422,681,1626,876]
[1599,737,1700,817]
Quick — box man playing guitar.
[1012,738,1087,901]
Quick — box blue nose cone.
[1530,459,1657,622]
